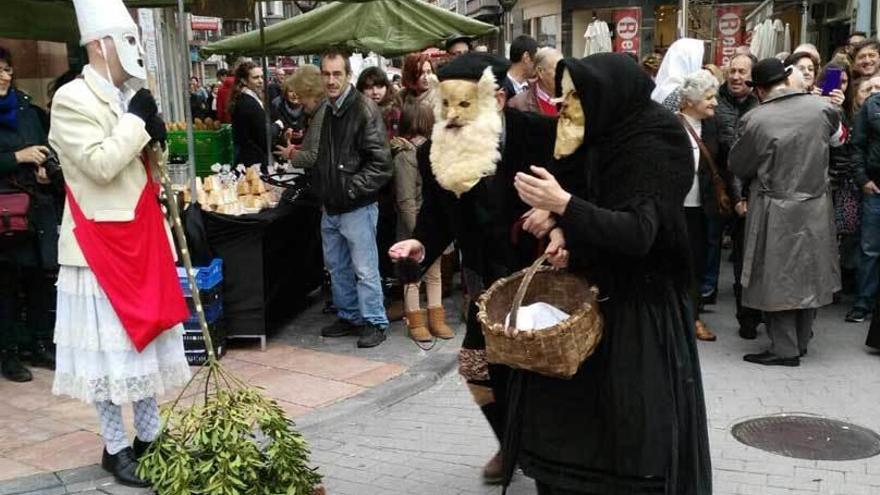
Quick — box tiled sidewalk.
[0,342,405,481]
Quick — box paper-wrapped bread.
[236,180,251,196]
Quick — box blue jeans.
[700,215,723,295]
[854,194,880,311]
[321,203,389,328]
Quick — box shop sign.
[191,15,220,31]
[715,6,744,66]
[613,8,641,56]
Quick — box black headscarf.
[552,53,694,287]
[555,53,654,145]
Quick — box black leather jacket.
[314,86,392,214]
[715,82,758,202]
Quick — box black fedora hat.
[747,58,793,88]
[445,33,474,52]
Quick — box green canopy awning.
[201,0,499,58]
[1,0,193,43]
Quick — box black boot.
[28,340,55,370]
[101,447,151,487]
[133,437,154,459]
[1,351,33,382]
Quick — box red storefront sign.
[715,6,744,66]
[191,16,220,31]
[613,8,641,56]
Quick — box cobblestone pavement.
[3,268,880,494]
[302,274,880,495]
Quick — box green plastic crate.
[168,125,234,177]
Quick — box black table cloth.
[203,201,324,343]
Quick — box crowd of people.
[3,0,880,490]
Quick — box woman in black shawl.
[511,53,712,494]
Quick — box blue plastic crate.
[177,258,223,296]
[185,285,222,313]
[184,298,223,328]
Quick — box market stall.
[200,0,499,57]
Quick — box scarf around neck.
[0,89,20,130]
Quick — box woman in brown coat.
[392,100,454,342]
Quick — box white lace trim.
[52,363,192,405]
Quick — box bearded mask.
[554,68,585,159]
[429,67,503,197]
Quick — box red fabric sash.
[65,154,188,352]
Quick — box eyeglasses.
[0,66,13,76]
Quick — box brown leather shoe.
[405,310,432,342]
[427,306,455,339]
[482,451,503,484]
[695,320,717,342]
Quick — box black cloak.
[513,53,712,495]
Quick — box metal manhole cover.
[731,415,880,461]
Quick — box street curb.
[297,349,459,434]
[0,350,459,495]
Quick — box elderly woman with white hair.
[677,69,730,342]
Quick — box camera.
[42,147,61,176]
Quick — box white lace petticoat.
[52,265,192,405]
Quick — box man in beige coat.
[48,0,190,487]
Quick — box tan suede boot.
[405,310,432,342]
[427,306,455,339]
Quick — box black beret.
[437,52,510,87]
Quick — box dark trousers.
[766,309,816,358]
[0,263,53,353]
[732,216,763,330]
[684,207,707,318]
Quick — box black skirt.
[515,278,712,495]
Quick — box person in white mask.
[48,0,190,487]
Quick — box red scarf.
[65,154,188,352]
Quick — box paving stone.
[0,473,59,495]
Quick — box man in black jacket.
[714,53,762,339]
[389,53,556,484]
[502,35,538,101]
[315,50,393,348]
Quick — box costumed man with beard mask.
[510,53,712,494]
[389,52,556,484]
[48,0,191,487]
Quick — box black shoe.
[357,325,387,348]
[133,437,153,459]
[738,325,758,340]
[1,352,33,382]
[101,447,151,488]
[743,351,800,367]
[700,289,717,306]
[27,341,56,370]
[845,308,869,323]
[320,319,361,338]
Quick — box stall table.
[204,201,323,349]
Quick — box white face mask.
[111,29,146,81]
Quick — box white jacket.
[49,67,171,267]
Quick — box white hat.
[73,0,146,81]
[73,0,138,46]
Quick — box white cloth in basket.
[505,302,570,331]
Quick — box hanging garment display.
[583,19,612,56]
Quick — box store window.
[537,15,558,48]
[523,19,532,37]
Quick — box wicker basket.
[477,253,603,379]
